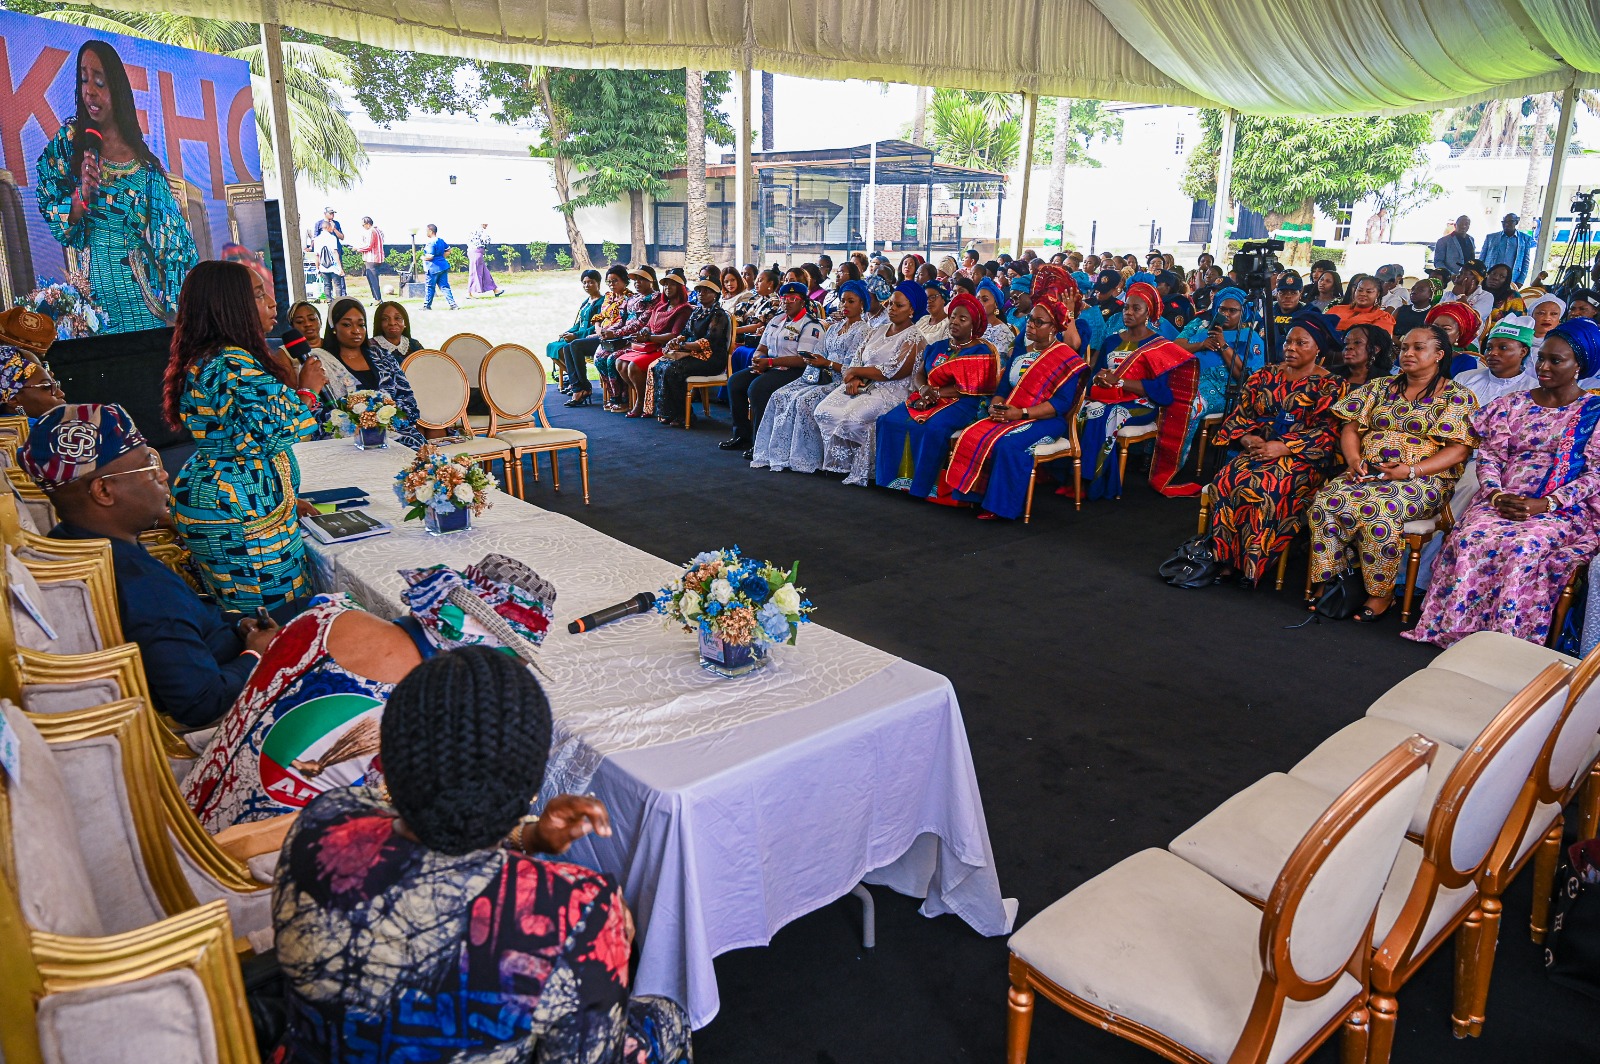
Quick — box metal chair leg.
[1550,576,1579,647]
[850,882,875,949]
[1400,538,1424,623]
[550,450,561,492]
[1116,441,1129,499]
[1023,466,1037,524]
[579,445,590,505]
[1072,458,1082,511]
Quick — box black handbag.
[1313,567,1366,620]
[1545,839,1600,1000]
[1159,533,1219,589]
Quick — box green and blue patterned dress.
[36,124,197,332]
[172,347,318,612]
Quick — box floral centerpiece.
[17,273,109,338]
[393,444,496,535]
[657,546,813,676]
[330,389,409,449]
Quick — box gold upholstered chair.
[399,349,514,478]
[478,344,590,503]
[440,331,495,432]
[1005,734,1435,1064]
[1022,384,1088,521]
[1196,483,1292,590]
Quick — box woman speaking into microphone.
[36,40,198,333]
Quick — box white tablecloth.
[291,439,1014,1026]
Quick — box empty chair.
[1167,661,1571,1064]
[5,464,54,532]
[441,331,494,431]
[399,348,513,476]
[478,344,590,503]
[0,698,260,1064]
[1006,734,1435,1064]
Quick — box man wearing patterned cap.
[21,403,275,727]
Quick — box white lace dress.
[751,316,872,473]
[815,321,927,486]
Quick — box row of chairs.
[1005,630,1600,1063]
[0,493,273,1060]
[412,333,590,503]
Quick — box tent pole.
[865,139,877,254]
[925,157,933,261]
[735,66,753,264]
[1533,81,1578,284]
[1209,108,1237,266]
[260,17,303,303]
[1011,91,1037,258]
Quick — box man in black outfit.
[719,282,823,459]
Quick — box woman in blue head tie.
[1174,285,1267,467]
[751,278,873,473]
[815,281,930,486]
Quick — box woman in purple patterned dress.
[1406,320,1600,647]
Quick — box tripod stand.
[1552,196,1595,297]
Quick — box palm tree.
[39,9,365,190]
[684,70,709,269]
[760,71,775,151]
[1045,96,1072,243]
[927,89,1019,173]
[912,86,929,146]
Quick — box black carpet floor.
[176,392,1600,1062]
[517,394,1600,1064]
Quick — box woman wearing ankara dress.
[1077,280,1200,500]
[814,282,928,487]
[875,290,1002,500]
[948,266,1089,520]
[1408,319,1600,647]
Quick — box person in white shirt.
[1526,293,1566,357]
[1375,264,1408,310]
[1456,315,1538,406]
[312,227,343,304]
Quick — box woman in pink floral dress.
[1406,319,1600,647]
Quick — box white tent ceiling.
[107,0,1600,115]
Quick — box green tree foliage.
[12,4,366,190]
[1181,109,1435,219]
[923,91,1122,174]
[444,246,467,272]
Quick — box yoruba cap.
[0,308,57,355]
[20,403,147,492]
[1484,313,1535,349]
[398,554,556,662]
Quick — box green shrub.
[554,248,574,270]
[385,249,414,275]
[340,246,363,274]
[602,240,620,265]
[445,247,468,272]
[528,241,549,269]
[497,244,520,271]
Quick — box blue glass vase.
[424,506,472,535]
[354,425,388,450]
[697,628,769,678]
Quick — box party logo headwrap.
[398,554,556,661]
[1426,301,1481,343]
[1550,318,1600,381]
[1485,313,1535,349]
[20,403,147,492]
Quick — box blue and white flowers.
[658,546,814,647]
[393,444,497,521]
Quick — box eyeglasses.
[94,450,163,483]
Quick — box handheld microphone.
[568,592,656,634]
[280,328,312,364]
[81,120,102,169]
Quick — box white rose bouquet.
[657,546,814,647]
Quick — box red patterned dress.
[1208,366,1346,581]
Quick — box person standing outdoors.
[422,224,458,310]
[1482,212,1537,286]
[355,216,385,303]
[313,224,342,304]
[1434,215,1475,278]
[467,222,504,298]
[313,207,347,297]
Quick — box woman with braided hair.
[948,266,1088,519]
[183,554,556,833]
[271,646,692,1064]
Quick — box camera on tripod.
[1232,239,1285,290]
[1573,189,1596,217]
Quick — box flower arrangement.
[657,546,813,648]
[328,389,409,438]
[17,273,109,338]
[393,444,497,521]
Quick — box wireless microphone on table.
[568,592,656,634]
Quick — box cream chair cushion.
[1032,438,1076,458]
[35,968,219,1064]
[7,548,102,654]
[1428,631,1576,694]
[16,494,54,533]
[1365,668,1517,748]
[430,436,511,461]
[1116,422,1157,439]
[1009,849,1362,1064]
[1370,840,1477,947]
[1402,516,1440,536]
[494,426,587,448]
[403,353,470,427]
[1289,718,1464,837]
[47,735,169,935]
[21,679,125,715]
[1169,773,1337,902]
[685,373,727,385]
[2,700,103,938]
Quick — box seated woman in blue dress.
[1173,285,1266,466]
[1078,280,1200,499]
[875,290,1002,500]
[949,265,1088,520]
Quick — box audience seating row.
[1006,630,1600,1064]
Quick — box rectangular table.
[291,439,1014,1027]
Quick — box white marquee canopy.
[112,0,1600,115]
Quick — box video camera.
[1573,189,1596,218]
[1232,239,1285,291]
